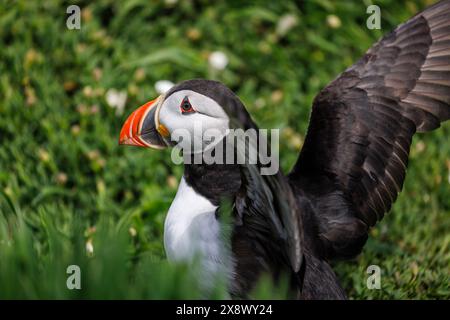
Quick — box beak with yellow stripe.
[119,96,170,149]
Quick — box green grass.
[0,0,448,299]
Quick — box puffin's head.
[119,79,249,154]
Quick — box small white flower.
[86,239,94,256]
[165,0,178,6]
[129,227,137,237]
[327,15,342,29]
[276,14,298,36]
[209,51,229,70]
[155,80,174,95]
[106,89,127,115]
[254,97,266,109]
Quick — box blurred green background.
[0,0,448,299]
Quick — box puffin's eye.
[180,96,195,114]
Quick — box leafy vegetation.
[0,0,448,299]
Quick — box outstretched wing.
[289,0,450,259]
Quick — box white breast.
[164,177,231,285]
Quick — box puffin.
[119,0,450,299]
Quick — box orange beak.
[119,97,168,149]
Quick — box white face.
[157,90,230,154]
